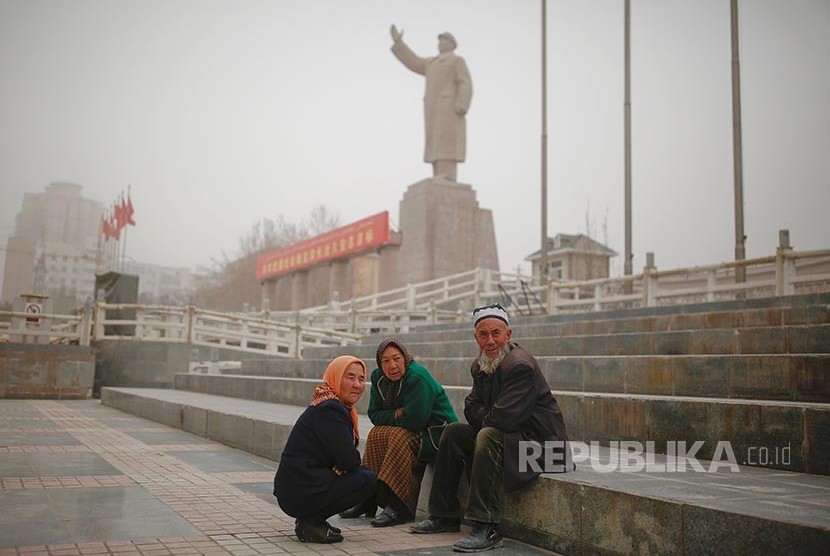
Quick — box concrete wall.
[93,340,273,394]
[0,342,94,399]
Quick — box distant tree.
[576,200,614,281]
[305,204,341,237]
[192,206,341,312]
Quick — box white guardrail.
[2,246,828,355]
[543,247,830,314]
[274,246,830,320]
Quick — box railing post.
[429,300,437,325]
[293,323,302,359]
[643,252,657,307]
[186,306,194,344]
[406,284,416,310]
[548,282,558,315]
[482,268,493,295]
[135,306,145,340]
[706,270,717,302]
[350,307,358,334]
[776,229,794,296]
[80,307,91,346]
[593,284,602,311]
[94,303,105,340]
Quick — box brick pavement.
[0,401,553,556]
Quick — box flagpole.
[121,188,129,272]
[96,215,103,274]
[111,206,117,272]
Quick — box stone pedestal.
[398,177,498,286]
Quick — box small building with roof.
[525,233,617,282]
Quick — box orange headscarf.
[310,355,366,441]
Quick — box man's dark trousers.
[427,422,504,523]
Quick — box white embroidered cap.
[472,303,509,327]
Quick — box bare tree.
[192,206,341,312]
[305,204,341,237]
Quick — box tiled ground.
[0,401,557,556]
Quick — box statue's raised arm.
[389,26,473,182]
[390,24,403,43]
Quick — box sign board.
[24,302,42,323]
[257,211,390,281]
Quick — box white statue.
[390,25,473,182]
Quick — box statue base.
[398,177,499,286]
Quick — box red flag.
[114,198,125,231]
[109,209,120,240]
[126,194,136,226]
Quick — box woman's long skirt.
[362,425,425,517]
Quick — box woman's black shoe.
[370,505,408,527]
[294,520,343,543]
[295,519,340,534]
[338,500,377,519]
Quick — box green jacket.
[367,360,458,461]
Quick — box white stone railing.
[298,267,528,313]
[0,310,90,345]
[545,247,830,314]
[5,246,827,353]
[90,304,360,357]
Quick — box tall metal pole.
[540,0,549,287]
[624,0,633,284]
[730,0,747,282]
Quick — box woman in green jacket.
[339,337,458,527]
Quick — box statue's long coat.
[391,41,473,163]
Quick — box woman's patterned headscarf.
[310,355,366,441]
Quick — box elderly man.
[410,303,571,552]
[390,24,472,182]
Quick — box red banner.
[256,211,390,281]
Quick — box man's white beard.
[477,347,507,375]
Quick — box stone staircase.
[102,292,830,554]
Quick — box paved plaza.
[0,400,559,556]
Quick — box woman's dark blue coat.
[273,399,375,518]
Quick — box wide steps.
[307,324,830,360]
[378,303,830,344]
[173,373,830,475]
[235,353,830,403]
[101,387,830,555]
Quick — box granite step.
[303,323,830,359]
[172,373,830,475]
[100,387,830,555]
[389,291,830,333]
[369,303,830,344]
[235,353,830,403]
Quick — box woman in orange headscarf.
[273,356,377,544]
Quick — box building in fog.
[123,259,193,305]
[1,182,102,312]
[525,233,617,282]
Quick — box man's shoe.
[339,499,377,519]
[370,505,408,527]
[409,516,461,534]
[452,522,503,552]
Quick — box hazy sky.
[1,0,828,284]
